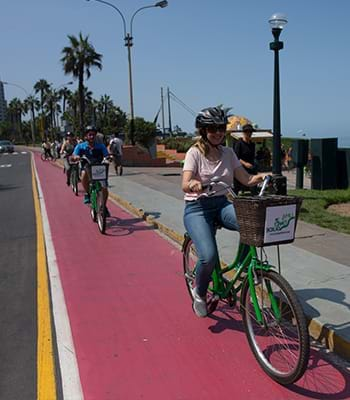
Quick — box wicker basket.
[232,195,303,247]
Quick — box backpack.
[110,139,121,155]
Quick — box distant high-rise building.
[0,81,7,122]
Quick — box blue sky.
[1,0,350,144]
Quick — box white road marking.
[32,154,83,400]
[0,164,12,168]
[0,151,27,155]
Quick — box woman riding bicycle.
[182,106,267,318]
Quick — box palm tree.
[7,98,24,141]
[61,32,102,135]
[24,95,40,144]
[44,88,61,136]
[59,86,72,116]
[34,79,51,138]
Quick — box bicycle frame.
[209,242,280,325]
[89,180,102,211]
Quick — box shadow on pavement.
[106,216,156,236]
[203,303,350,399]
[143,211,161,219]
[0,184,20,191]
[290,348,350,399]
[297,288,350,339]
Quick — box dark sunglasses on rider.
[207,125,226,134]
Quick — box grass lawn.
[288,188,350,235]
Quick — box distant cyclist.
[71,126,110,215]
[60,132,77,185]
[108,133,124,176]
[41,139,52,159]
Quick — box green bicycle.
[65,156,79,196]
[182,177,310,385]
[70,161,79,196]
[82,156,110,234]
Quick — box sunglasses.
[207,125,226,134]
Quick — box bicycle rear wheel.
[96,191,106,234]
[71,168,79,196]
[90,189,97,222]
[183,237,218,314]
[241,270,309,385]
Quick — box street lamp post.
[269,12,288,195]
[86,0,168,145]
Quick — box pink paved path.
[34,153,350,400]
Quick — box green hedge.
[158,137,194,153]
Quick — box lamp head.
[269,13,288,30]
[155,1,168,8]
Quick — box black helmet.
[195,107,230,129]
[66,131,75,137]
[85,125,97,134]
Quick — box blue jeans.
[184,196,239,297]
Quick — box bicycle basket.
[231,195,303,247]
[90,164,108,181]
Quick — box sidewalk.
[106,167,350,361]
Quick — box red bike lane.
[34,152,350,400]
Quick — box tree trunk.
[78,68,85,135]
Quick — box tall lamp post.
[269,12,288,195]
[86,0,168,145]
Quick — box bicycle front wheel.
[241,270,309,385]
[96,191,106,234]
[183,237,197,300]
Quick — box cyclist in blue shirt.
[72,126,110,210]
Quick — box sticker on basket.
[264,204,297,244]
[91,164,107,180]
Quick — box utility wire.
[169,90,196,116]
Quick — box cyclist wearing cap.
[72,126,110,209]
[60,132,77,185]
[182,107,267,318]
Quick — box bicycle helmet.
[195,106,230,129]
[85,125,97,134]
[66,131,75,138]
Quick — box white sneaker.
[191,287,207,318]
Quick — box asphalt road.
[0,151,37,399]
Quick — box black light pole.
[269,13,288,194]
[86,0,168,145]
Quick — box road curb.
[108,191,350,361]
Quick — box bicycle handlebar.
[79,155,112,164]
[197,175,271,200]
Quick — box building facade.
[0,81,7,122]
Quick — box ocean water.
[302,135,350,148]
